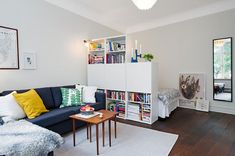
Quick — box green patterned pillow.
[60,88,83,108]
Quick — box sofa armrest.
[95,92,106,109]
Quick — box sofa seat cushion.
[27,106,80,127]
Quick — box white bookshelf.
[125,62,158,124]
[87,35,159,124]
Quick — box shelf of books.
[88,39,105,64]
[87,35,126,64]
[106,90,126,118]
[106,36,126,64]
[127,92,152,124]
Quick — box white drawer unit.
[87,64,105,89]
[126,62,155,93]
[104,64,125,91]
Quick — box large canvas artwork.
[179,73,205,100]
[179,73,205,108]
[0,26,19,69]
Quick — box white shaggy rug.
[55,122,178,156]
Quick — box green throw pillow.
[60,88,83,108]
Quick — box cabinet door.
[126,62,152,93]
[104,64,125,91]
[87,64,105,89]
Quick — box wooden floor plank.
[117,108,235,156]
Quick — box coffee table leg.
[109,119,111,147]
[87,123,89,140]
[102,122,105,147]
[72,119,76,146]
[114,116,117,138]
[96,124,99,155]
[90,125,92,142]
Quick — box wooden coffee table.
[69,109,118,155]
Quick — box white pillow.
[76,85,97,103]
[0,92,26,120]
[75,84,85,92]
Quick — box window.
[214,39,231,79]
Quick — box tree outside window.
[214,39,231,79]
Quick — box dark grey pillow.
[0,117,4,125]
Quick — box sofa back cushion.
[35,88,55,109]
[1,87,55,110]
[51,85,75,108]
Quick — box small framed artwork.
[0,26,19,69]
[23,52,37,70]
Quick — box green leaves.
[143,53,154,62]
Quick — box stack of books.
[88,54,104,64]
[129,93,151,103]
[127,103,140,120]
[107,90,125,101]
[117,102,125,117]
[142,113,150,122]
[142,104,151,122]
[106,54,125,64]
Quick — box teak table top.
[70,109,118,125]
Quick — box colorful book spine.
[129,92,151,103]
[107,90,125,101]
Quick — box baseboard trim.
[179,105,235,115]
[178,105,195,109]
[210,105,235,115]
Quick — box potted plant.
[142,53,154,62]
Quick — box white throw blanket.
[0,120,64,156]
[158,88,180,118]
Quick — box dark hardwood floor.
[118,108,235,156]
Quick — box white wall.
[127,9,235,114]
[0,0,119,92]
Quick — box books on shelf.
[106,53,125,64]
[127,103,140,120]
[106,90,125,101]
[107,101,125,117]
[127,112,140,120]
[128,104,140,114]
[88,37,126,64]
[142,116,150,122]
[88,54,104,64]
[89,42,104,51]
[106,41,125,52]
[128,92,151,103]
[127,102,151,123]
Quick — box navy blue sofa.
[0,85,106,135]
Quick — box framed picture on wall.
[0,26,19,69]
[23,52,37,70]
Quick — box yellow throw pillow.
[13,89,49,119]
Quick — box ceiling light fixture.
[131,0,158,10]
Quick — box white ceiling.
[44,0,235,33]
